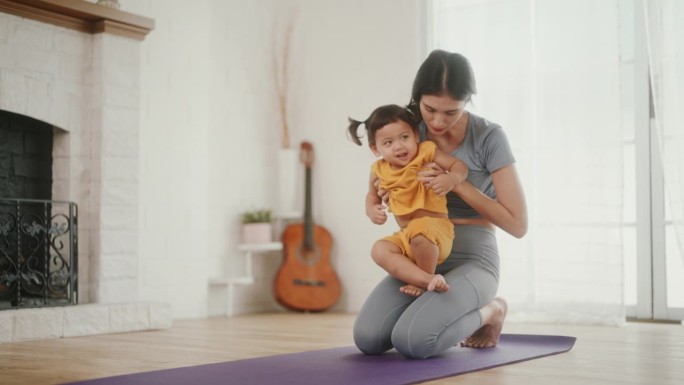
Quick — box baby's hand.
[366,203,387,225]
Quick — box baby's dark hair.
[347,104,419,146]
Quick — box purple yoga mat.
[63,334,576,385]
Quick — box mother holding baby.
[353,49,528,359]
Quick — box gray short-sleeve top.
[419,112,515,219]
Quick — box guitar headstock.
[300,141,314,169]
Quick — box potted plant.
[241,209,273,244]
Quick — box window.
[429,0,684,322]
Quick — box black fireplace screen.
[0,198,78,309]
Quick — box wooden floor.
[2,312,684,385]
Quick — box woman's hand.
[430,173,457,196]
[418,162,452,196]
[374,179,390,206]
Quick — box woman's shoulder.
[468,112,502,134]
[467,113,507,146]
[467,113,515,168]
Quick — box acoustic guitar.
[274,142,341,311]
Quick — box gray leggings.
[353,224,499,359]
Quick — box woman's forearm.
[454,181,528,238]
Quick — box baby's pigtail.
[347,117,365,146]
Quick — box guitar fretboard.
[303,167,313,250]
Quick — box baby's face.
[370,121,419,168]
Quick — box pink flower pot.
[242,223,273,244]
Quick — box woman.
[353,49,528,359]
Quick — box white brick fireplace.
[0,0,171,343]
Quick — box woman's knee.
[390,325,433,359]
[353,321,390,355]
[390,315,438,359]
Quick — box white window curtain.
[643,0,684,276]
[432,0,626,324]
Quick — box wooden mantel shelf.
[0,0,154,40]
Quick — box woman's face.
[419,94,467,136]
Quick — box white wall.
[121,0,422,318]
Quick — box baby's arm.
[366,171,387,225]
[429,149,468,196]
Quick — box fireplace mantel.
[0,0,154,40]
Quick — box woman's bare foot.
[461,297,507,348]
[400,284,424,297]
[427,274,449,292]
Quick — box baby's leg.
[371,239,407,275]
[371,239,437,297]
[410,235,448,293]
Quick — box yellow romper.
[371,141,454,264]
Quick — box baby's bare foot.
[427,274,449,293]
[400,284,424,297]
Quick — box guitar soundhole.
[298,245,320,265]
[291,245,326,287]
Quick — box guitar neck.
[303,167,314,249]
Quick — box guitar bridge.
[292,278,326,287]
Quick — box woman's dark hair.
[347,104,419,146]
[407,49,477,118]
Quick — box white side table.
[209,242,283,317]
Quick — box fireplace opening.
[0,110,53,200]
[0,110,78,310]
